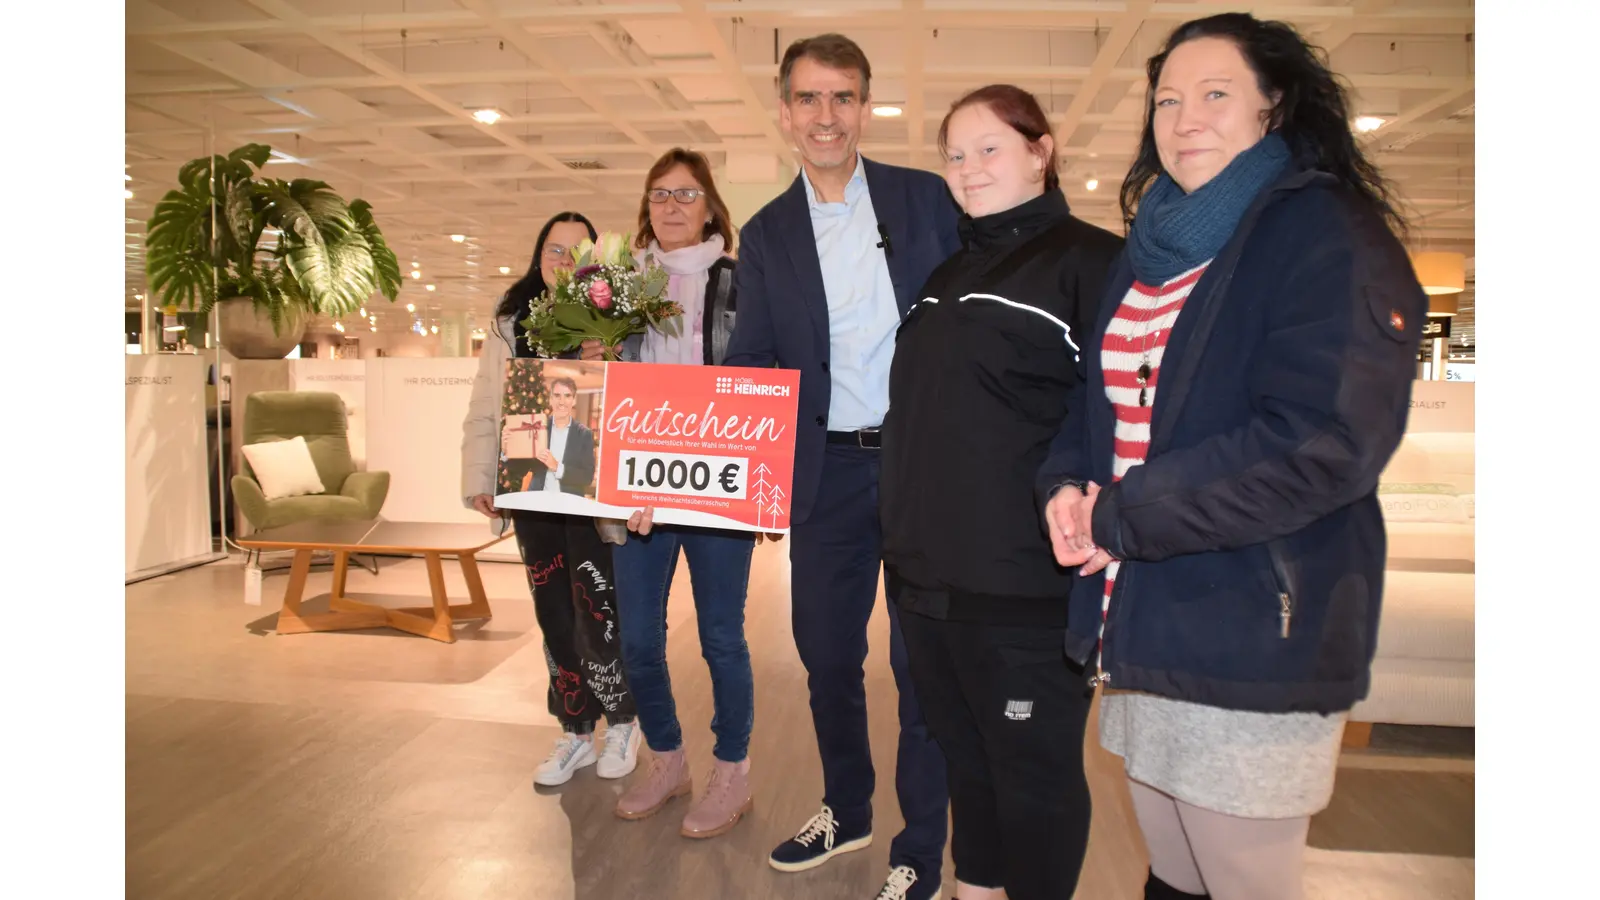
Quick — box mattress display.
[1358,381,1475,730]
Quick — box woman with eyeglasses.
[605,148,760,840]
[461,211,641,789]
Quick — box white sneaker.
[533,732,596,786]
[596,720,642,779]
[874,865,935,900]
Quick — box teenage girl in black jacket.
[879,84,1122,900]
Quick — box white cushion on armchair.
[241,436,327,500]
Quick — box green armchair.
[232,391,389,532]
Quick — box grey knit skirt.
[1099,689,1347,819]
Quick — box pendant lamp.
[1411,251,1465,297]
[1410,251,1464,317]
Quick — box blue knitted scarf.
[1126,132,1291,286]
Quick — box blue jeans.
[613,525,756,763]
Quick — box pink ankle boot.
[680,758,752,839]
[615,748,691,820]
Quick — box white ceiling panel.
[126,0,1476,331]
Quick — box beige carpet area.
[127,547,1473,899]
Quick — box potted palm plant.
[144,143,402,358]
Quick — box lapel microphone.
[876,223,894,257]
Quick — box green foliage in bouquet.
[520,232,681,359]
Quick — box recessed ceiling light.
[450,234,466,243]
[125,173,132,182]
[370,325,377,332]
[1355,115,1386,133]
[410,270,421,279]
[871,106,903,118]
[431,325,439,334]
[411,261,420,269]
[499,266,512,275]
[405,302,416,312]
[1085,178,1099,191]
[472,108,505,125]
[359,307,367,317]
[124,190,134,200]
[334,322,345,333]
[426,284,437,291]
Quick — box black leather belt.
[827,428,882,449]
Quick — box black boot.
[1144,870,1209,900]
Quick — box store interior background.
[123,1,1477,898]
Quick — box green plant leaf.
[349,199,401,302]
[148,251,217,313]
[640,267,669,298]
[552,304,603,331]
[221,181,255,262]
[229,143,272,169]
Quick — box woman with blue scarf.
[1038,14,1426,900]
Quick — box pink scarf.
[640,235,726,366]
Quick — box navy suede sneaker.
[768,805,873,872]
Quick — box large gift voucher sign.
[493,360,800,533]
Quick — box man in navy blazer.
[722,33,962,900]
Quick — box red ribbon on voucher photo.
[493,360,800,534]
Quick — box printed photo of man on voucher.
[494,358,800,534]
[497,359,601,500]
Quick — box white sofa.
[1349,425,1475,732]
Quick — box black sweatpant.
[511,510,636,733]
[900,608,1094,900]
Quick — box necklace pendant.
[1139,387,1148,407]
[1137,361,1152,382]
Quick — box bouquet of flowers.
[520,232,680,359]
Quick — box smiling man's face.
[780,56,868,174]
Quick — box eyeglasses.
[542,243,572,260]
[647,188,704,204]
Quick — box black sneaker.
[874,863,940,900]
[768,805,873,872]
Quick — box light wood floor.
[127,545,1472,899]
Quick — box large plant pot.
[216,297,307,359]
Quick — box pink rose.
[588,279,613,309]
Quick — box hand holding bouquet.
[520,232,680,359]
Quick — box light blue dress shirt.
[541,420,568,491]
[802,155,900,430]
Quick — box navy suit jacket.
[723,157,962,526]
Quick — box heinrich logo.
[718,375,791,397]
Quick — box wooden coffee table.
[237,519,511,643]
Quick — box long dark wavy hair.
[496,211,598,320]
[1120,13,1407,237]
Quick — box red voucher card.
[492,359,800,534]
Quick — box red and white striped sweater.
[1097,261,1211,669]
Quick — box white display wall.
[364,358,519,561]
[1380,381,1475,536]
[126,355,217,579]
[289,359,368,468]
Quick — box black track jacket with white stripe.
[881,188,1123,625]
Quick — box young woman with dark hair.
[879,84,1123,900]
[1039,14,1426,899]
[462,210,642,788]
